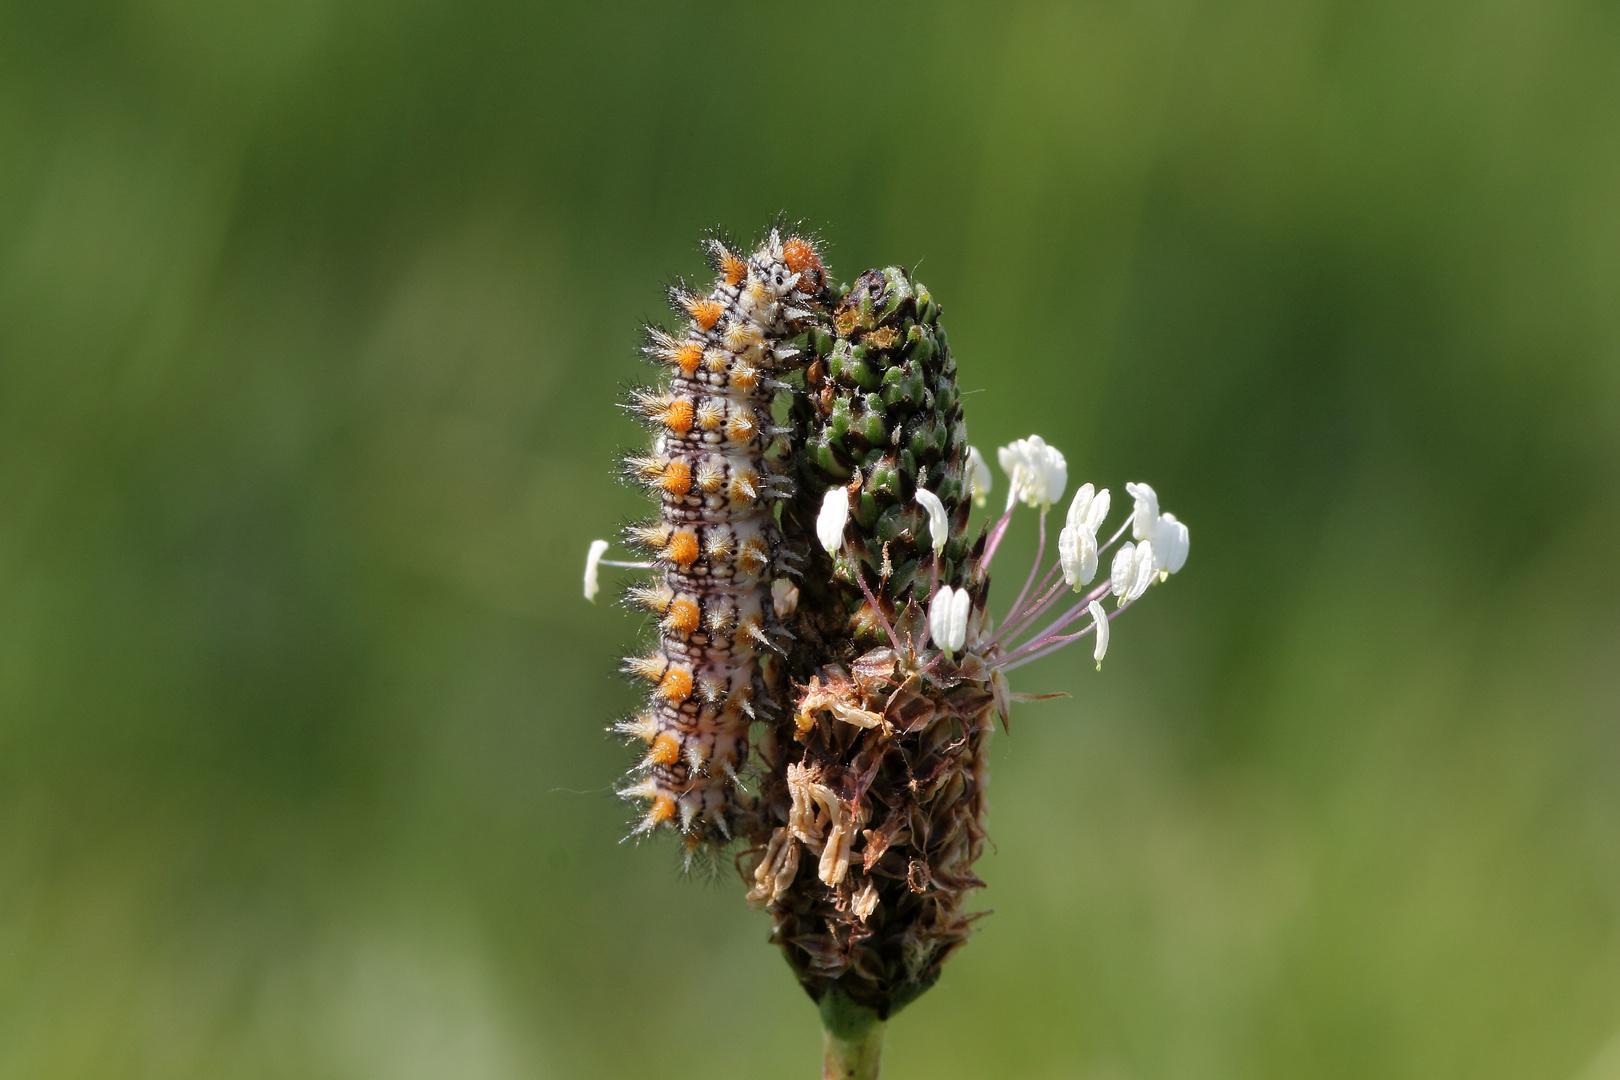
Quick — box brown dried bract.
[760,639,996,1018]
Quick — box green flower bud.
[827,397,852,444]
[855,408,887,446]
[846,358,879,390]
[866,460,900,498]
[854,489,881,529]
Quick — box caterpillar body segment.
[617,229,827,850]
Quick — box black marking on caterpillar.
[614,228,827,856]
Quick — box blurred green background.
[2,0,1618,1076]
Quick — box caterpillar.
[615,226,827,856]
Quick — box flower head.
[584,539,610,602]
[817,487,850,552]
[914,488,949,556]
[966,446,991,508]
[998,436,1067,511]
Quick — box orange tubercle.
[648,795,677,825]
[662,398,693,434]
[782,237,824,292]
[650,731,682,766]
[666,596,700,634]
[687,298,724,331]
[665,529,699,567]
[719,251,746,286]
[659,459,692,497]
[657,665,694,703]
[674,343,702,375]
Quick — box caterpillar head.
[751,231,825,300]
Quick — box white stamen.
[929,586,953,654]
[1066,483,1096,533]
[1059,523,1096,590]
[1089,600,1109,669]
[998,435,1068,511]
[584,540,610,602]
[929,585,970,655]
[950,588,972,651]
[817,487,850,552]
[1084,487,1111,532]
[915,487,949,556]
[966,446,991,508]
[1154,512,1190,576]
[1059,483,1111,589]
[1127,481,1160,542]
[1110,542,1135,598]
[1126,540,1156,603]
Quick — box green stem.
[819,989,885,1080]
[822,1022,884,1079]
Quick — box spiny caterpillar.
[616,227,827,856]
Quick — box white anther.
[584,540,609,601]
[998,435,1067,511]
[817,487,850,552]
[915,487,949,556]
